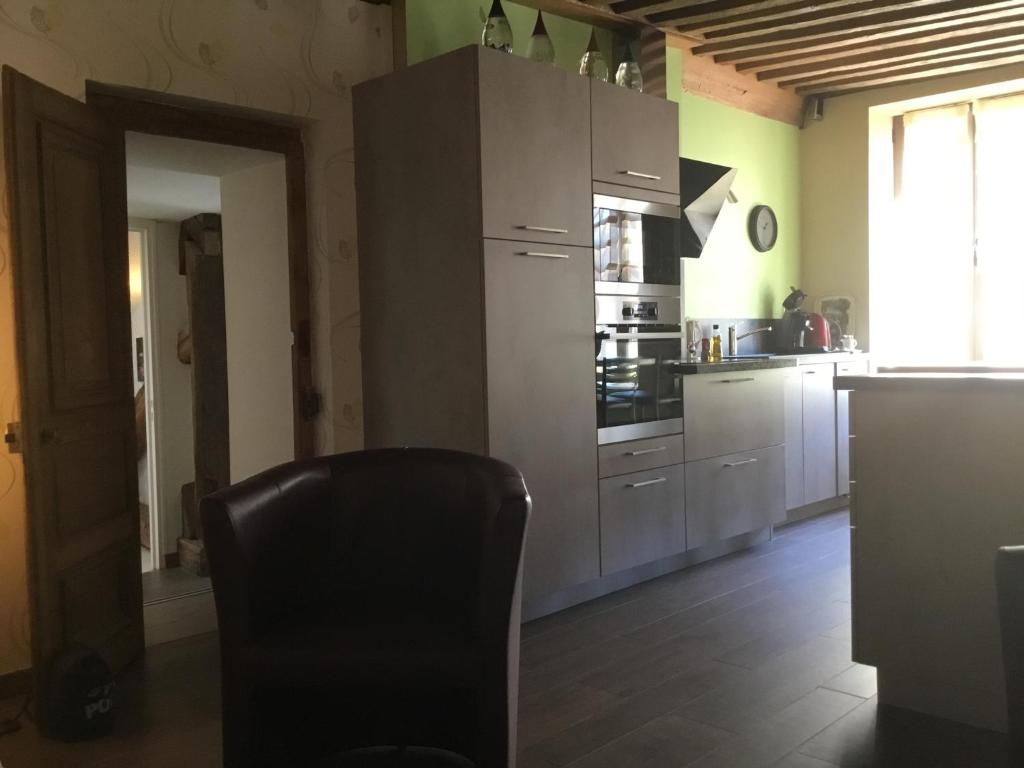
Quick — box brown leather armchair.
[200,448,531,768]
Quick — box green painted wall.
[404,5,801,320]
[405,0,615,72]
[671,50,801,318]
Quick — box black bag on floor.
[46,644,115,741]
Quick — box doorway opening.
[124,132,297,640]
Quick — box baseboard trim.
[0,668,32,700]
[523,527,772,622]
[782,496,848,525]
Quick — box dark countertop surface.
[678,357,797,374]
[678,351,869,375]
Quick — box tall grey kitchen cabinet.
[353,45,599,610]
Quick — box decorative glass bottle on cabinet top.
[481,0,513,53]
[615,43,643,92]
[526,11,555,64]
[578,29,608,81]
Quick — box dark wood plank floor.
[0,510,1010,767]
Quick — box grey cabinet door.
[483,239,599,603]
[599,464,686,575]
[478,47,592,247]
[591,80,679,196]
[685,444,785,550]
[802,364,838,504]
[784,368,805,510]
[683,368,785,462]
[836,358,869,495]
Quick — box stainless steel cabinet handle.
[626,477,668,489]
[717,377,755,384]
[627,446,667,456]
[519,225,569,234]
[803,370,817,374]
[620,170,662,181]
[723,458,758,468]
[517,251,570,260]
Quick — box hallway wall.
[0,0,392,678]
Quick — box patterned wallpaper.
[0,0,393,675]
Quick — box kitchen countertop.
[679,350,867,375]
[775,351,869,365]
[836,370,1024,393]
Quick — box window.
[875,93,1024,364]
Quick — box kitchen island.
[836,370,1024,732]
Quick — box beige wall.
[221,158,295,483]
[0,0,392,677]
[801,63,1024,351]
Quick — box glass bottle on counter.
[710,324,723,362]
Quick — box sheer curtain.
[880,104,975,363]
[974,93,1024,363]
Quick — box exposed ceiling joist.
[593,0,1024,101]
[756,27,1024,82]
[694,0,1024,57]
[799,52,1024,95]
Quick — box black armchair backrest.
[202,448,530,643]
[324,449,527,630]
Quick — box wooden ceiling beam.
[708,5,1024,63]
[781,39,1024,87]
[665,33,806,124]
[511,0,643,31]
[697,0,1008,39]
[799,51,1024,95]
[755,25,1024,81]
[612,0,773,20]
[693,0,1024,56]
[675,0,925,34]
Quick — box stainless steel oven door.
[596,324,684,445]
[594,194,682,297]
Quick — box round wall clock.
[748,205,778,252]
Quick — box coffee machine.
[774,287,832,353]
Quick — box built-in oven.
[596,294,684,444]
[594,193,682,297]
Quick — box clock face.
[749,205,778,252]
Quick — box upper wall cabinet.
[478,48,592,247]
[591,80,680,197]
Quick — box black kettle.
[775,286,811,353]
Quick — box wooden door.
[801,364,838,504]
[482,239,599,605]
[3,67,143,722]
[477,46,592,248]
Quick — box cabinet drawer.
[683,369,785,461]
[591,80,679,196]
[685,444,785,550]
[598,433,685,478]
[599,464,685,575]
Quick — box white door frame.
[129,218,163,567]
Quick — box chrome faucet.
[728,325,773,356]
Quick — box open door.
[3,66,143,727]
